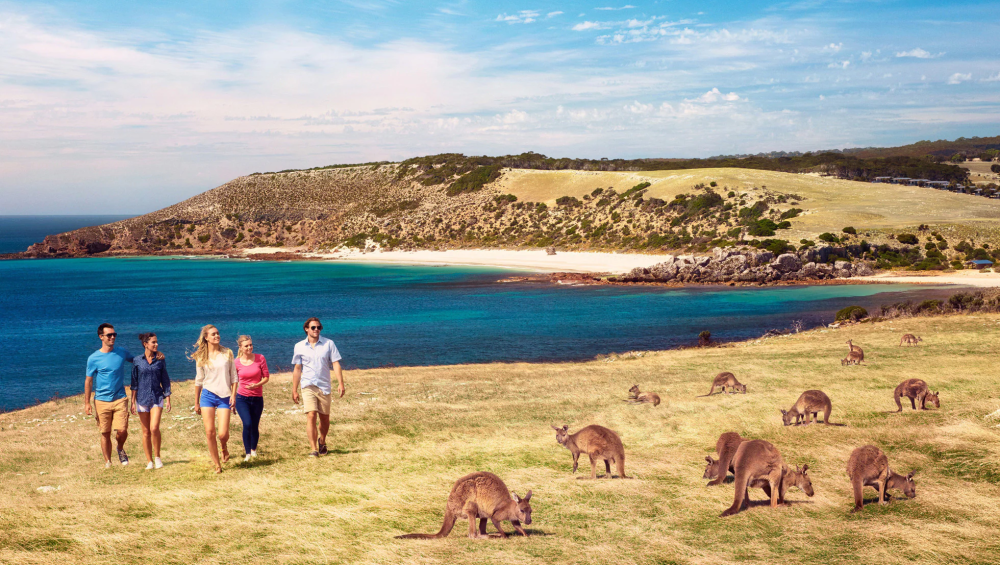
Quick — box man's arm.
[333,361,345,398]
[83,376,94,416]
[291,364,302,404]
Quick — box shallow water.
[0,256,958,412]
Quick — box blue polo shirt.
[86,347,134,402]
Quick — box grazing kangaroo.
[841,350,864,366]
[845,339,865,362]
[846,445,915,512]
[893,379,940,412]
[749,464,815,503]
[720,440,785,516]
[899,334,923,347]
[552,424,628,479]
[627,384,661,406]
[396,472,533,539]
[703,432,744,486]
[781,390,835,426]
[698,372,747,396]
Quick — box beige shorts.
[95,398,129,434]
[301,385,331,415]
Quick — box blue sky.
[1,1,998,214]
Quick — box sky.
[1,1,998,214]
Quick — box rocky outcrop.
[623,247,874,284]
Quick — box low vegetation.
[2,314,999,564]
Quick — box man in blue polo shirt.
[85,323,136,468]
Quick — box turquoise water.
[0,215,134,254]
[0,256,956,412]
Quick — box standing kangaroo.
[703,432,744,486]
[720,440,812,516]
[698,372,747,396]
[396,472,533,539]
[846,445,915,512]
[899,334,923,346]
[845,339,864,362]
[627,384,661,406]
[893,379,940,412]
[552,424,628,479]
[781,390,835,426]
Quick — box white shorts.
[137,399,165,413]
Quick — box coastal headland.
[3,313,998,564]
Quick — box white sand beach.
[857,270,1000,287]
[244,247,666,273]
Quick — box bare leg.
[318,413,330,447]
[139,412,153,463]
[306,411,319,452]
[150,406,163,458]
[115,427,128,451]
[201,407,221,472]
[217,409,231,463]
[100,431,113,463]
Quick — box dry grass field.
[497,168,1000,243]
[2,314,1000,565]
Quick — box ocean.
[0,215,134,254]
[0,254,958,412]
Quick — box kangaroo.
[396,472,533,539]
[627,384,661,406]
[841,350,864,366]
[698,372,747,396]
[781,390,835,426]
[748,463,815,503]
[846,445,915,512]
[893,379,940,412]
[719,439,785,517]
[899,334,923,347]
[552,424,628,479]
[845,339,865,362]
[703,432,744,486]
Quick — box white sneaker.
[154,457,163,469]
[250,450,257,458]
[145,462,154,470]
[244,455,251,462]
[104,461,112,469]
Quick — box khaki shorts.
[301,385,331,415]
[95,398,129,434]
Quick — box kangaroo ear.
[550,424,560,431]
[907,471,915,480]
[705,456,714,463]
[802,464,809,473]
[512,492,520,502]
[562,425,569,431]
[780,409,787,415]
[523,490,532,501]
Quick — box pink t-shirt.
[235,354,269,397]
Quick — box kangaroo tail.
[396,511,456,539]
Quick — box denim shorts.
[137,398,165,413]
[200,389,231,410]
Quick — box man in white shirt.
[291,317,346,457]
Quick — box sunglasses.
[103,333,118,338]
[309,325,323,330]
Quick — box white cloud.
[895,48,939,59]
[947,72,971,85]
[828,60,850,69]
[825,43,842,52]
[547,11,563,18]
[572,21,605,31]
[496,10,540,24]
[691,88,740,103]
[982,72,1000,83]
[624,101,653,114]
[595,5,635,10]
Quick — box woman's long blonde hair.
[189,324,232,367]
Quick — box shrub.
[727,227,742,238]
[622,182,650,198]
[842,226,857,235]
[727,191,736,198]
[818,232,838,243]
[897,233,918,245]
[591,188,604,197]
[799,239,815,248]
[494,194,518,205]
[764,239,794,255]
[555,196,580,207]
[835,305,868,322]
[709,181,717,187]
[925,242,938,251]
[447,164,503,196]
[992,164,1000,173]
[698,330,711,346]
[197,234,210,244]
[235,233,244,243]
[779,208,803,220]
[777,221,791,229]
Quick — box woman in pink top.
[234,335,269,461]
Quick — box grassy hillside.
[2,314,999,565]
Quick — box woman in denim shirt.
[130,332,172,470]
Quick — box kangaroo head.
[629,384,640,395]
[788,464,814,496]
[780,409,794,426]
[846,339,852,345]
[551,424,570,446]
[926,391,940,408]
[887,469,916,498]
[736,383,747,393]
[511,490,533,525]
[703,456,719,479]
[917,336,924,342]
